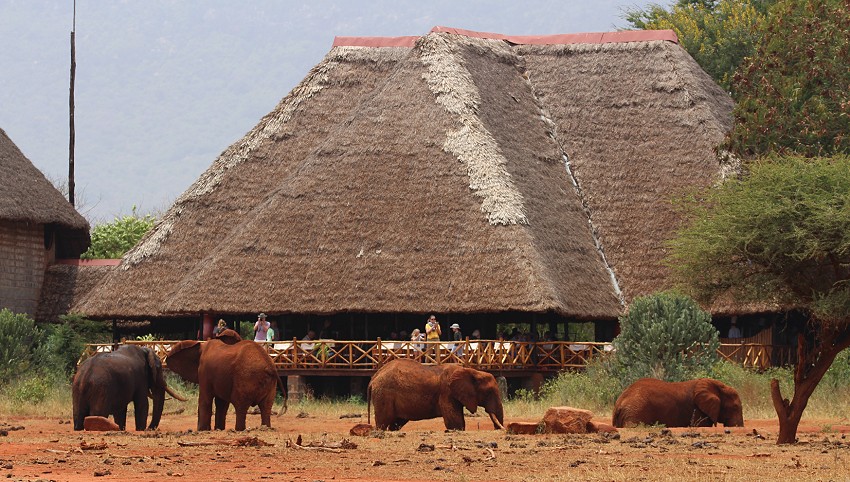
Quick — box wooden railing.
[78,339,793,373]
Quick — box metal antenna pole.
[69,0,76,206]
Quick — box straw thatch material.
[35,264,114,323]
[75,28,734,320]
[0,128,89,256]
[518,40,734,303]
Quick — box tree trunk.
[771,330,850,444]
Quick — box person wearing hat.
[450,323,464,357]
[253,312,270,342]
[213,319,228,337]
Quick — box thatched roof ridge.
[0,128,89,231]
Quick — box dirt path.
[2,412,850,481]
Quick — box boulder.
[83,416,120,432]
[587,421,618,434]
[543,406,593,434]
[349,423,374,436]
[507,422,541,435]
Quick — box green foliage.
[0,309,41,384]
[239,321,255,341]
[669,156,850,325]
[538,358,623,412]
[81,206,156,259]
[727,0,850,158]
[610,292,720,387]
[623,0,773,92]
[7,375,52,404]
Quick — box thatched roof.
[0,127,90,256]
[35,262,115,323]
[74,27,734,320]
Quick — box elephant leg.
[113,405,128,431]
[197,386,214,431]
[133,394,149,431]
[443,409,466,431]
[259,388,275,428]
[73,398,87,431]
[389,419,408,431]
[234,405,249,431]
[214,397,229,430]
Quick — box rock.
[349,423,373,436]
[587,421,618,434]
[84,416,120,432]
[507,422,541,435]
[543,406,593,434]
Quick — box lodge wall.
[0,220,50,316]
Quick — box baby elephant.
[613,378,744,428]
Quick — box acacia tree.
[669,0,850,444]
[669,157,850,443]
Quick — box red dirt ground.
[2,412,850,481]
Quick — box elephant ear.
[448,368,479,413]
[166,340,202,384]
[142,347,164,389]
[693,379,722,425]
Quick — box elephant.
[612,378,744,428]
[367,358,505,431]
[72,344,186,431]
[166,329,286,431]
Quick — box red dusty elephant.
[612,378,744,428]
[72,345,186,431]
[368,358,505,431]
[166,329,286,431]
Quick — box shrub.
[611,292,720,388]
[82,206,156,259]
[0,309,41,384]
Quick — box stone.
[507,422,541,435]
[84,416,120,432]
[349,423,374,436]
[542,406,593,434]
[587,421,618,434]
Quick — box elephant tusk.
[165,384,188,402]
[489,412,505,430]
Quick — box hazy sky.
[1,0,658,222]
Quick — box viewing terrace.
[80,338,794,375]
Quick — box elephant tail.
[276,375,288,416]
[367,382,372,425]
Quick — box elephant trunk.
[486,398,505,430]
[148,385,165,430]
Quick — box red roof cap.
[332,27,678,48]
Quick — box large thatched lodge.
[49,28,802,389]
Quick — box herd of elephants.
[72,329,744,432]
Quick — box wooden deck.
[79,339,793,375]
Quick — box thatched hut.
[74,28,739,342]
[0,127,90,317]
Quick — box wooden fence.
[79,339,793,373]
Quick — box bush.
[0,309,41,384]
[611,292,720,388]
[82,206,156,259]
